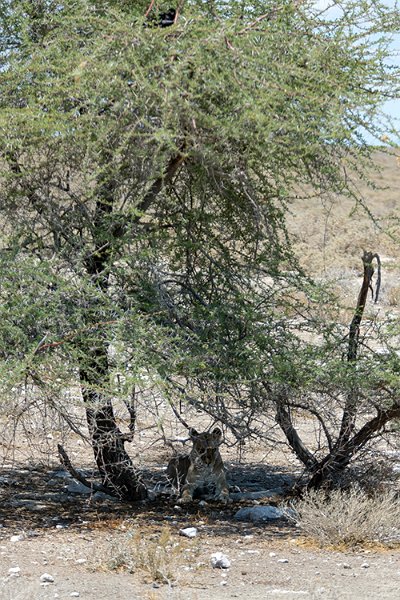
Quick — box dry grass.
[97,525,195,585]
[290,487,400,549]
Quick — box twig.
[35,320,118,354]
[57,443,116,496]
[237,12,272,34]
[175,0,185,23]
[145,1,155,18]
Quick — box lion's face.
[189,427,222,465]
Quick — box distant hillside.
[288,151,400,315]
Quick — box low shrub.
[290,488,400,548]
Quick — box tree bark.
[337,251,380,445]
[307,404,400,489]
[79,344,147,500]
[78,165,148,500]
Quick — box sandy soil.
[1,508,400,600]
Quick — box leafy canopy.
[0,0,398,406]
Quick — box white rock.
[179,527,198,538]
[75,558,87,564]
[361,563,370,568]
[10,534,24,543]
[8,566,21,577]
[40,573,55,583]
[70,593,80,598]
[278,558,289,563]
[211,552,231,569]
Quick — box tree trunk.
[76,149,185,500]
[79,343,147,500]
[270,252,388,490]
[307,405,400,489]
[306,252,382,489]
[77,165,148,500]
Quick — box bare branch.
[57,443,116,496]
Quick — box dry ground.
[1,151,400,599]
[1,467,400,600]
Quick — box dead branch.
[264,383,318,470]
[57,443,116,496]
[339,251,381,444]
[134,148,186,220]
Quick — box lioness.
[167,427,229,504]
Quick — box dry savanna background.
[1,151,400,600]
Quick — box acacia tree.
[0,0,398,498]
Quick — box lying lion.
[167,427,229,504]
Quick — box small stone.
[277,558,289,563]
[361,563,370,569]
[67,480,91,494]
[343,563,351,569]
[40,573,55,583]
[92,491,116,501]
[8,566,21,577]
[211,552,231,569]
[75,558,87,564]
[179,527,198,538]
[52,470,71,479]
[269,552,276,557]
[234,505,285,523]
[10,534,24,543]
[70,593,80,598]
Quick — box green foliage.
[0,0,399,438]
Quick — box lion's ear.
[212,427,222,440]
[189,428,199,439]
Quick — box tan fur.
[167,427,229,504]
